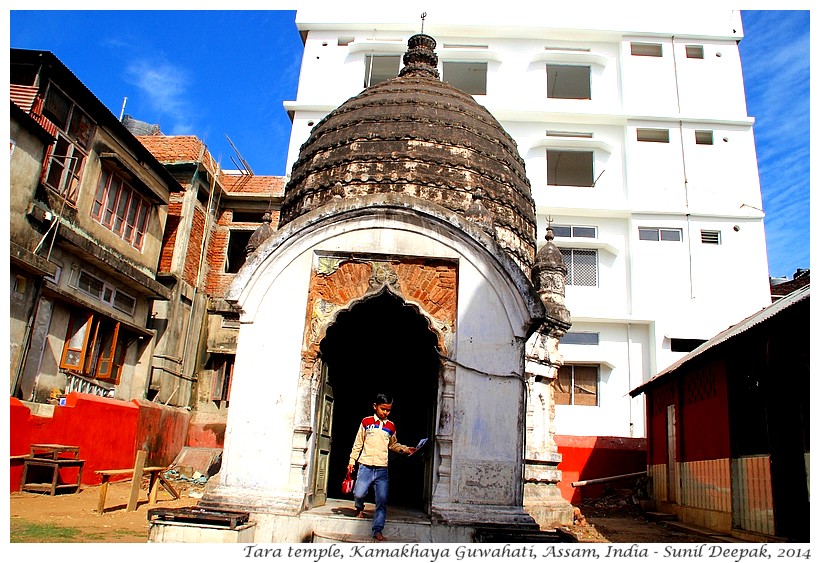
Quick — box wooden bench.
[95,451,179,513]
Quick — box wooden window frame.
[555,364,599,406]
[59,311,126,383]
[92,166,151,250]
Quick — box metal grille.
[701,230,721,244]
[560,248,598,286]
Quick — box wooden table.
[21,444,84,495]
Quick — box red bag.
[342,468,355,495]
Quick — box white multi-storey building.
[283,7,771,444]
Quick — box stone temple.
[196,32,572,542]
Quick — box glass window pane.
[639,228,659,241]
[364,55,400,87]
[660,229,682,241]
[552,225,572,238]
[572,226,597,238]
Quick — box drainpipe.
[671,36,696,300]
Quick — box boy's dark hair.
[374,393,393,405]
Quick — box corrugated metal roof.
[630,284,810,396]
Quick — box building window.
[547,150,594,187]
[560,332,600,345]
[639,227,682,242]
[637,128,670,143]
[41,84,94,203]
[685,45,704,59]
[211,354,235,408]
[225,230,253,273]
[555,364,599,406]
[364,55,401,87]
[701,230,721,245]
[59,311,128,383]
[695,130,714,145]
[560,248,598,286]
[442,61,487,95]
[553,224,597,239]
[92,167,151,249]
[73,269,137,315]
[631,42,663,57]
[547,64,591,99]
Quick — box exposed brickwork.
[159,194,184,274]
[222,174,285,196]
[296,256,458,392]
[206,228,231,296]
[305,257,458,351]
[184,204,207,287]
[137,135,219,178]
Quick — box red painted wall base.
[556,435,647,504]
[9,394,190,492]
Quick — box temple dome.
[279,33,537,275]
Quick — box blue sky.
[8,9,810,279]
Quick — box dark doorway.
[319,290,439,511]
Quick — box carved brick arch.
[303,253,457,357]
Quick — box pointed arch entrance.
[318,290,440,511]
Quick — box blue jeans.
[353,464,389,536]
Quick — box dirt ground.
[9,480,716,544]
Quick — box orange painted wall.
[555,435,647,504]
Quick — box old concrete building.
[134,134,284,438]
[10,49,175,404]
[193,32,571,542]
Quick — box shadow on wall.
[555,435,647,504]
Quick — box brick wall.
[159,194,184,273]
[183,204,207,287]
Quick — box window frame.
[695,130,714,145]
[560,332,600,345]
[638,227,683,242]
[364,54,401,87]
[547,149,595,187]
[546,63,591,100]
[92,165,151,250]
[41,83,94,203]
[59,311,127,383]
[560,248,599,287]
[555,364,600,406]
[685,45,704,59]
[553,224,598,239]
[630,42,663,57]
[637,128,670,143]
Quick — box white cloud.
[124,58,196,134]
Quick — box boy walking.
[348,393,416,541]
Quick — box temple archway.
[319,290,440,511]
